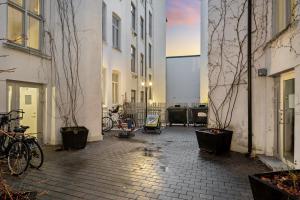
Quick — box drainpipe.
[247,0,253,157]
[144,0,148,122]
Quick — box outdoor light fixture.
[141,81,145,86]
[149,82,153,86]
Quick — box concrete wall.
[166,56,200,105]
[102,0,166,108]
[0,0,103,145]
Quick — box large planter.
[60,126,89,150]
[195,128,233,154]
[249,171,300,200]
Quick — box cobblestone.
[5,127,269,199]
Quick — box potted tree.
[47,0,88,150]
[249,170,300,200]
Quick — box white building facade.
[0,0,103,145]
[101,0,167,108]
[208,0,300,168]
[166,55,201,105]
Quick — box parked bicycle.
[0,110,44,175]
[0,110,30,175]
[102,105,136,133]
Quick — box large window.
[149,11,152,37]
[131,45,136,73]
[112,14,121,49]
[131,2,136,31]
[140,17,144,39]
[149,74,153,100]
[140,91,144,103]
[7,0,42,50]
[112,72,119,104]
[102,2,107,41]
[140,53,144,76]
[273,0,296,36]
[148,43,152,68]
[131,90,136,103]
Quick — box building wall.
[102,0,166,108]
[166,56,200,105]
[0,0,103,145]
[208,0,300,167]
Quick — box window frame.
[148,43,152,68]
[149,11,152,38]
[6,0,43,51]
[140,91,144,103]
[272,0,296,37]
[112,13,121,50]
[140,16,144,40]
[140,53,144,76]
[102,1,107,41]
[131,90,136,103]
[131,45,136,73]
[131,2,136,32]
[112,71,119,104]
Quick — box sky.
[166,0,201,57]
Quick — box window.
[140,53,144,76]
[149,11,153,37]
[140,17,144,39]
[131,3,136,31]
[7,0,42,50]
[273,0,296,36]
[131,46,136,73]
[140,91,144,103]
[112,14,121,49]
[148,43,152,68]
[112,72,119,104]
[102,68,107,105]
[149,75,152,100]
[131,90,136,103]
[102,2,107,41]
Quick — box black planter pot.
[60,126,89,150]
[249,171,300,200]
[195,128,233,154]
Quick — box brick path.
[5,127,269,200]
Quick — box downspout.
[247,0,253,156]
[144,0,148,121]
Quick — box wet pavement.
[4,127,269,200]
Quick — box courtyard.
[5,127,269,200]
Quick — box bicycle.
[0,111,30,175]
[14,125,44,169]
[102,105,136,134]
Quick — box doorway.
[278,71,295,163]
[7,81,43,140]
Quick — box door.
[278,71,295,163]
[7,82,43,140]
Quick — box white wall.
[102,0,166,108]
[0,0,103,145]
[166,56,200,105]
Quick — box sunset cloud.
[167,0,200,28]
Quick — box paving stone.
[3,127,269,200]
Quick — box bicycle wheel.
[102,117,113,132]
[7,140,30,175]
[123,118,136,131]
[27,139,44,169]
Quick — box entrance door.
[7,82,43,140]
[278,72,295,163]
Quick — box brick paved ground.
[4,127,269,200]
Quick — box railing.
[103,102,208,128]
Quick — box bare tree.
[46,0,83,127]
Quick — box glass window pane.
[29,0,41,15]
[7,6,24,45]
[27,16,40,49]
[10,0,23,7]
